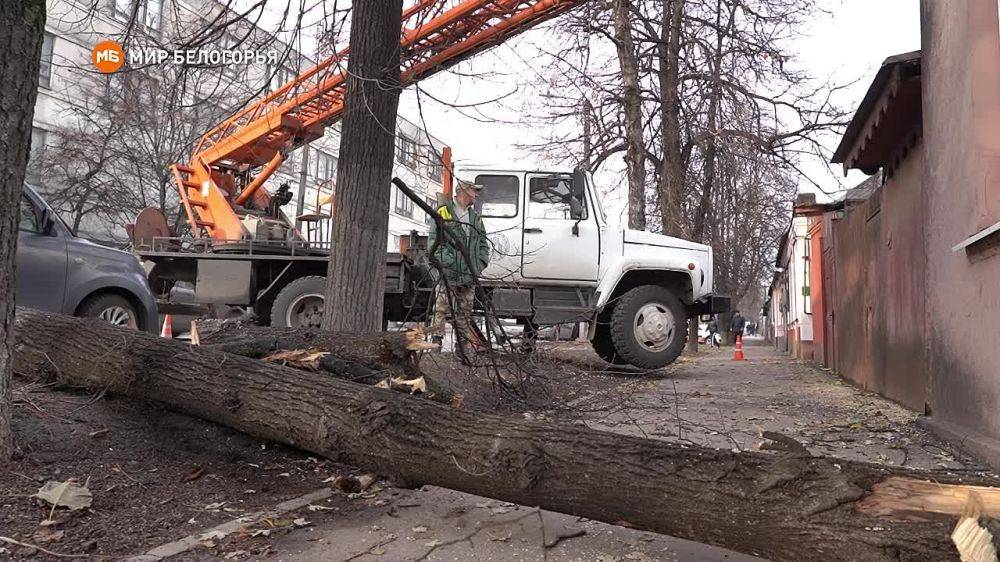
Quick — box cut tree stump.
[12,309,999,561]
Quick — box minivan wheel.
[78,294,140,330]
[271,275,326,328]
[609,285,686,369]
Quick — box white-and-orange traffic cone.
[160,314,173,338]
[733,334,745,361]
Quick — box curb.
[127,488,333,561]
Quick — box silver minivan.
[18,183,158,332]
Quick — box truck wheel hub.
[634,303,674,352]
[287,293,324,329]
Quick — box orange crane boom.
[172,0,586,242]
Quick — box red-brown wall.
[823,143,928,412]
[921,0,1000,438]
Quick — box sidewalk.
[197,340,990,561]
[587,339,987,470]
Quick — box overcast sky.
[394,0,922,220]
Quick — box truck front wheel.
[592,322,627,365]
[609,285,686,369]
[271,275,326,328]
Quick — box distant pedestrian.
[730,310,746,344]
[707,316,720,348]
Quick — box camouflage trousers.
[430,284,477,344]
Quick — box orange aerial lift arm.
[172,0,587,242]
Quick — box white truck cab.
[459,167,729,368]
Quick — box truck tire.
[609,285,686,369]
[271,275,326,328]
[78,293,140,330]
[592,324,627,365]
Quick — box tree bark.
[612,0,647,231]
[12,310,990,561]
[196,321,455,403]
[0,0,45,461]
[322,0,404,334]
[657,0,686,238]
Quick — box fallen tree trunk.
[13,310,995,561]
[197,321,455,403]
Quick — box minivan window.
[19,195,40,232]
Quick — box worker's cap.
[457,180,484,192]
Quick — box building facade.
[788,0,1000,469]
[768,212,813,359]
[31,0,447,248]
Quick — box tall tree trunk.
[612,0,647,231]
[691,0,728,241]
[323,1,403,334]
[0,0,45,461]
[12,310,986,561]
[657,0,685,237]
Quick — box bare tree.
[524,0,847,314]
[322,1,404,334]
[0,0,45,461]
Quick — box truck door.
[16,191,68,312]
[521,173,599,281]
[474,173,524,283]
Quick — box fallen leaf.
[185,467,205,482]
[200,530,227,541]
[33,529,64,543]
[88,428,110,439]
[370,546,386,555]
[330,473,377,494]
[293,518,310,527]
[487,531,511,542]
[205,502,226,510]
[411,526,428,533]
[35,480,93,512]
[307,504,333,511]
[224,550,248,560]
[250,529,271,538]
[374,379,391,389]
[423,539,442,548]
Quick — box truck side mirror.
[571,167,587,199]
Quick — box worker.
[428,180,490,353]
[707,315,720,348]
[730,309,746,344]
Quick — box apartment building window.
[312,149,337,182]
[393,186,414,217]
[802,236,812,315]
[425,196,436,225]
[265,62,296,90]
[398,135,417,169]
[113,0,162,30]
[426,157,442,182]
[38,33,54,89]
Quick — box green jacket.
[429,200,490,286]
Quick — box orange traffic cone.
[160,314,173,339]
[733,334,745,361]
